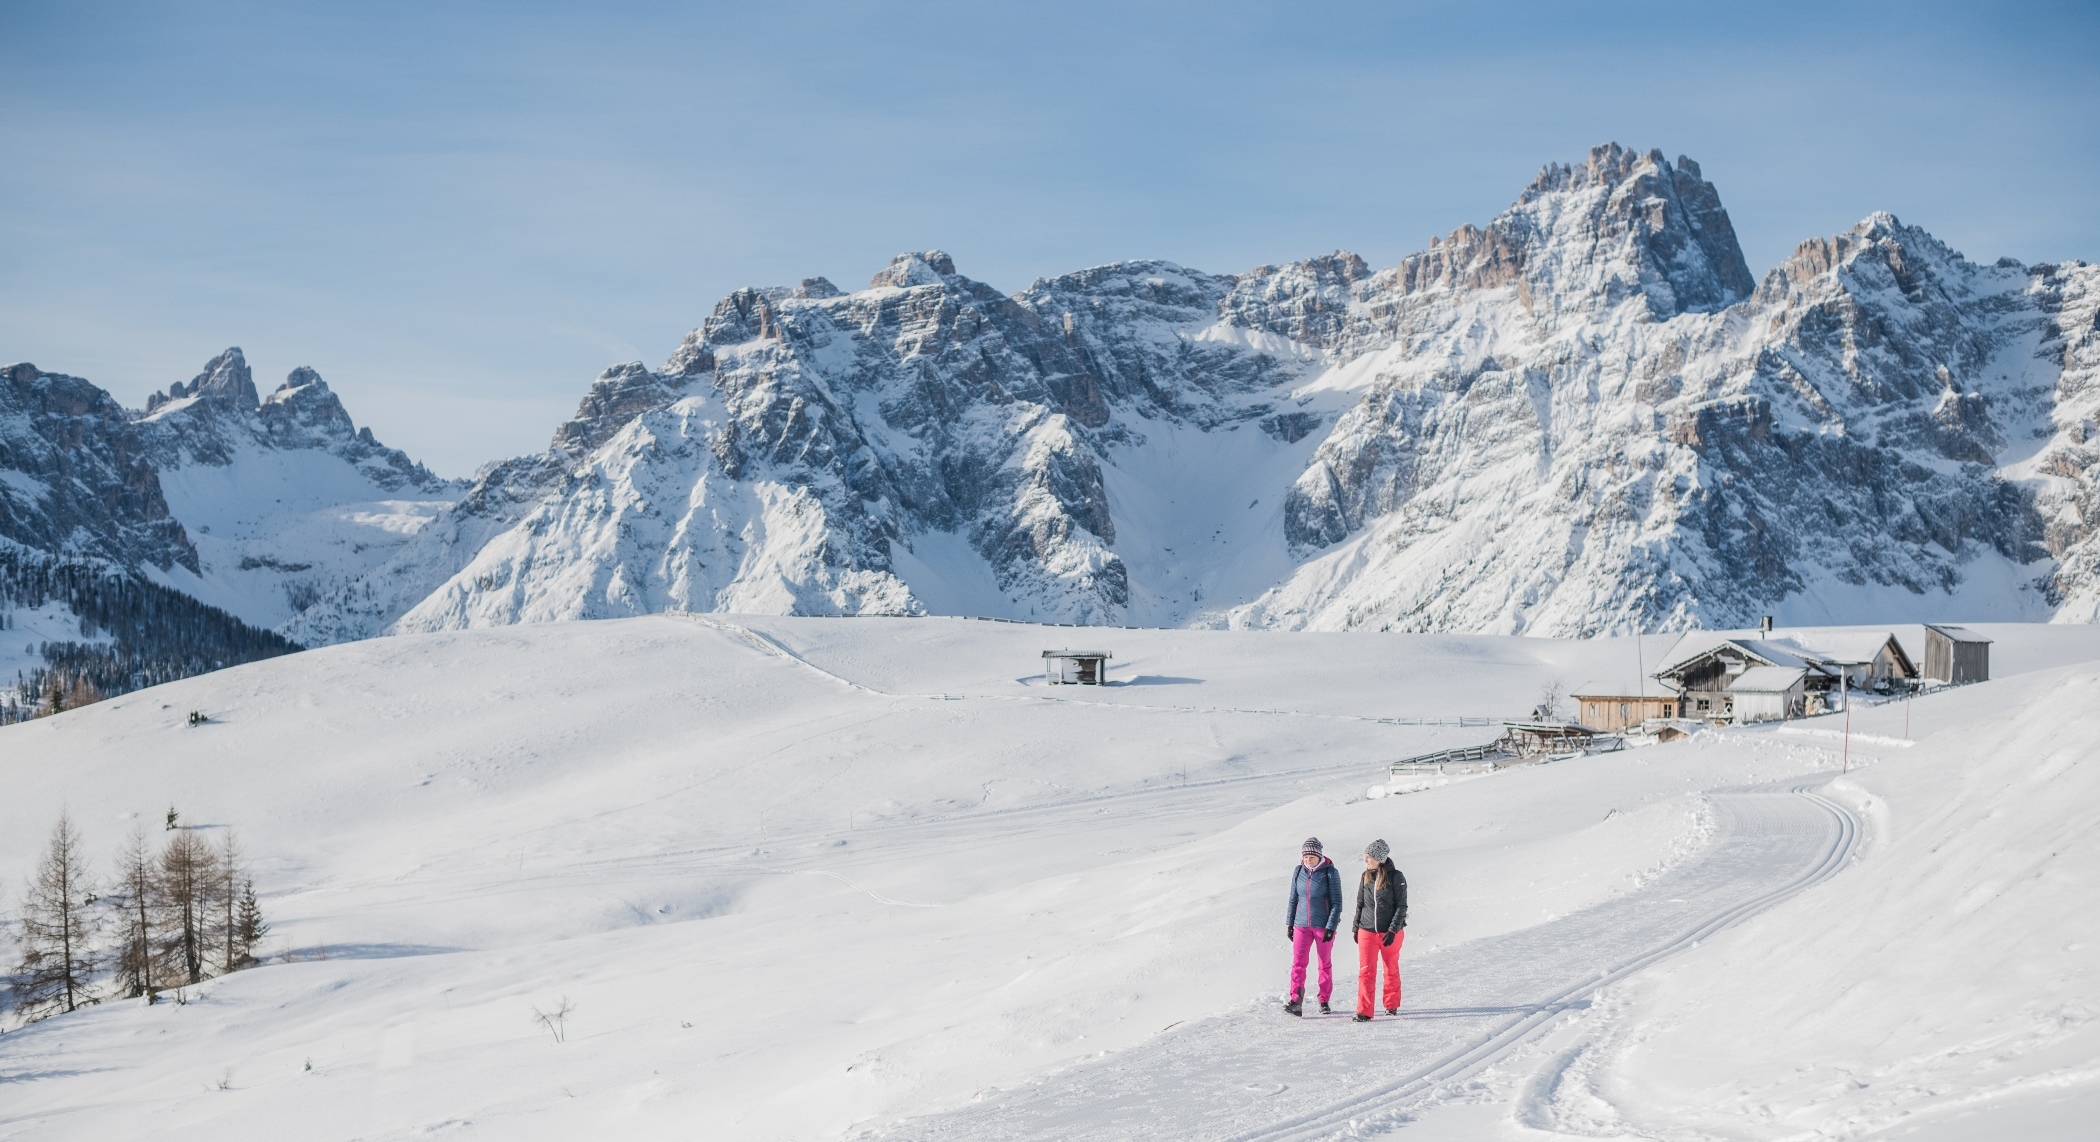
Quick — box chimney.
[1760,615,1773,638]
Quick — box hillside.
[2,618,2097,1138]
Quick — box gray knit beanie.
[1365,838,1390,861]
[1301,836,1324,857]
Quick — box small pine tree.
[233,880,268,969]
[11,813,99,1021]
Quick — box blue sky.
[4,1,2096,476]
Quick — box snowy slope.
[3,619,2099,1139]
[282,145,2100,642]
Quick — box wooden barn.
[1042,649,1112,686]
[1572,679,1679,732]
[1923,624,1991,684]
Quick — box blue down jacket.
[1285,858,1343,931]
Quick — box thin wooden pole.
[1842,674,1852,775]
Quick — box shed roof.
[1041,649,1113,659]
[1803,631,1913,668]
[1925,623,1993,645]
[1729,666,1808,693]
[1572,678,1677,699]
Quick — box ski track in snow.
[868,781,1860,1141]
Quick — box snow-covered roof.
[1041,649,1112,659]
[1801,631,1908,666]
[1926,624,1992,644]
[1728,666,1808,693]
[1654,634,1818,675]
[1571,678,1677,699]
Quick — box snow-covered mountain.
[281,143,2099,641]
[8,144,2097,646]
[134,348,461,630]
[0,348,460,649]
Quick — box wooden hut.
[1727,666,1809,723]
[1922,624,1991,684]
[1042,649,1112,686]
[1572,680,1679,732]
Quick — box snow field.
[0,617,2096,1139]
[1533,664,2100,1139]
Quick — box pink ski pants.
[1288,925,1334,1003]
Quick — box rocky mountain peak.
[869,250,959,290]
[278,365,329,393]
[1218,252,1372,347]
[550,362,678,455]
[1507,142,1755,318]
[188,346,260,410]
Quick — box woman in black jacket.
[1350,838,1407,1021]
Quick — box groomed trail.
[873,781,1860,1141]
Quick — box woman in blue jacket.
[1283,836,1343,1015]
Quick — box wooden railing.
[1388,741,1507,775]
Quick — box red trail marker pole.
[1841,673,1853,774]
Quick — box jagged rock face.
[0,363,196,572]
[131,348,463,630]
[141,348,449,494]
[1250,204,2090,633]
[285,143,2100,640]
[306,254,1250,639]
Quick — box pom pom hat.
[1301,837,1324,857]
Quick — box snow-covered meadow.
[2,617,2097,1139]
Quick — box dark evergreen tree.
[233,880,268,969]
[0,549,300,723]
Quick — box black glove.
[1322,929,1335,943]
[1286,927,1295,942]
[1381,931,1395,947]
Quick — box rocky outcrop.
[0,362,196,572]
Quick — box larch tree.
[156,828,220,986]
[214,831,248,974]
[11,813,99,1021]
[110,826,157,997]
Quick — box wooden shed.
[1572,679,1679,732]
[1727,665,1808,723]
[1923,624,1991,684]
[1042,649,1112,686]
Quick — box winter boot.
[1386,1007,1399,1016]
[1284,1000,1303,1016]
[1318,1002,1331,1015]
[1352,1013,1372,1022]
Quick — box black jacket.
[1352,862,1407,934]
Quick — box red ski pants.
[1356,928,1403,1016]
[1288,925,1334,1004]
